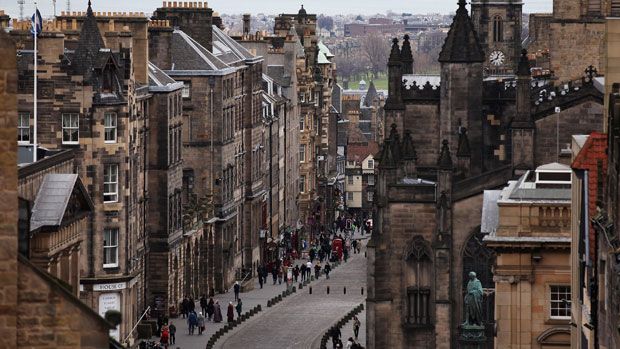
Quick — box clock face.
[489,51,505,66]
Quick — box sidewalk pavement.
[151,234,370,348]
[340,308,366,348]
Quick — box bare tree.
[361,33,390,79]
[318,15,334,32]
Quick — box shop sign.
[93,282,127,291]
[98,293,121,340]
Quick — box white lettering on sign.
[93,282,126,291]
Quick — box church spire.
[400,34,413,74]
[73,0,105,81]
[438,0,484,63]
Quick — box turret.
[511,49,535,174]
[438,0,484,175]
[385,38,404,111]
[400,34,414,74]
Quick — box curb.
[319,303,364,349]
[205,304,262,349]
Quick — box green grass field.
[345,75,388,90]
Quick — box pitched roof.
[148,62,183,92]
[347,142,380,162]
[438,0,484,63]
[211,25,261,64]
[30,174,93,232]
[72,1,105,81]
[364,81,378,107]
[170,30,229,71]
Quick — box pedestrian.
[324,261,331,279]
[314,262,321,279]
[207,297,214,321]
[197,312,205,335]
[272,265,278,285]
[293,265,299,282]
[156,314,164,336]
[306,260,312,279]
[227,302,235,323]
[278,265,283,284]
[213,300,223,323]
[310,248,316,263]
[181,296,189,319]
[187,311,197,335]
[343,247,349,262]
[188,297,195,313]
[258,265,264,289]
[352,240,358,254]
[331,326,342,349]
[236,298,242,317]
[233,281,240,301]
[353,316,361,339]
[160,324,169,348]
[200,294,208,315]
[168,322,176,345]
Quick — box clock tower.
[470,0,522,76]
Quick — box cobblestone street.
[217,240,367,349]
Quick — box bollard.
[267,299,272,307]
[293,286,296,292]
[309,286,312,294]
[327,286,330,294]
[361,287,364,295]
[299,283,303,289]
[257,304,262,311]
[364,251,367,257]
[344,286,346,294]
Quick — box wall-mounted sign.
[93,282,127,291]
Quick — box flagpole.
[33,1,38,162]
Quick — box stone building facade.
[527,0,613,81]
[151,2,266,293]
[471,0,522,76]
[367,1,604,348]
[274,6,338,235]
[484,163,573,349]
[10,4,148,341]
[236,21,303,254]
[0,28,116,349]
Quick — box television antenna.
[17,0,25,20]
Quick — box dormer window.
[102,61,117,94]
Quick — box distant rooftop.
[499,162,571,203]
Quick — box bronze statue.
[462,271,484,326]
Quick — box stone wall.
[17,258,111,348]
[0,29,18,349]
[535,100,604,166]
[527,14,552,54]
[549,21,605,82]
[403,103,440,167]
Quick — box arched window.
[492,16,503,43]
[404,236,432,326]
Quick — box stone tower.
[470,0,522,75]
[511,49,535,175]
[438,0,485,176]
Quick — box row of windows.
[347,174,374,185]
[588,0,620,16]
[345,191,374,202]
[18,112,118,145]
[169,92,183,120]
[222,166,235,202]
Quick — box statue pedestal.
[459,324,486,349]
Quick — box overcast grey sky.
[1,0,553,19]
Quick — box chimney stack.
[243,13,251,35]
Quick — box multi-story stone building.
[367,1,604,348]
[570,132,607,349]
[151,2,265,292]
[235,19,302,254]
[0,25,118,349]
[484,163,573,348]
[11,4,149,340]
[526,0,611,81]
[345,142,379,219]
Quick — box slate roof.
[347,142,379,162]
[170,30,229,71]
[148,62,183,92]
[72,1,105,81]
[212,25,261,64]
[266,65,291,87]
[364,81,378,107]
[318,41,335,58]
[30,174,93,232]
[438,0,484,63]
